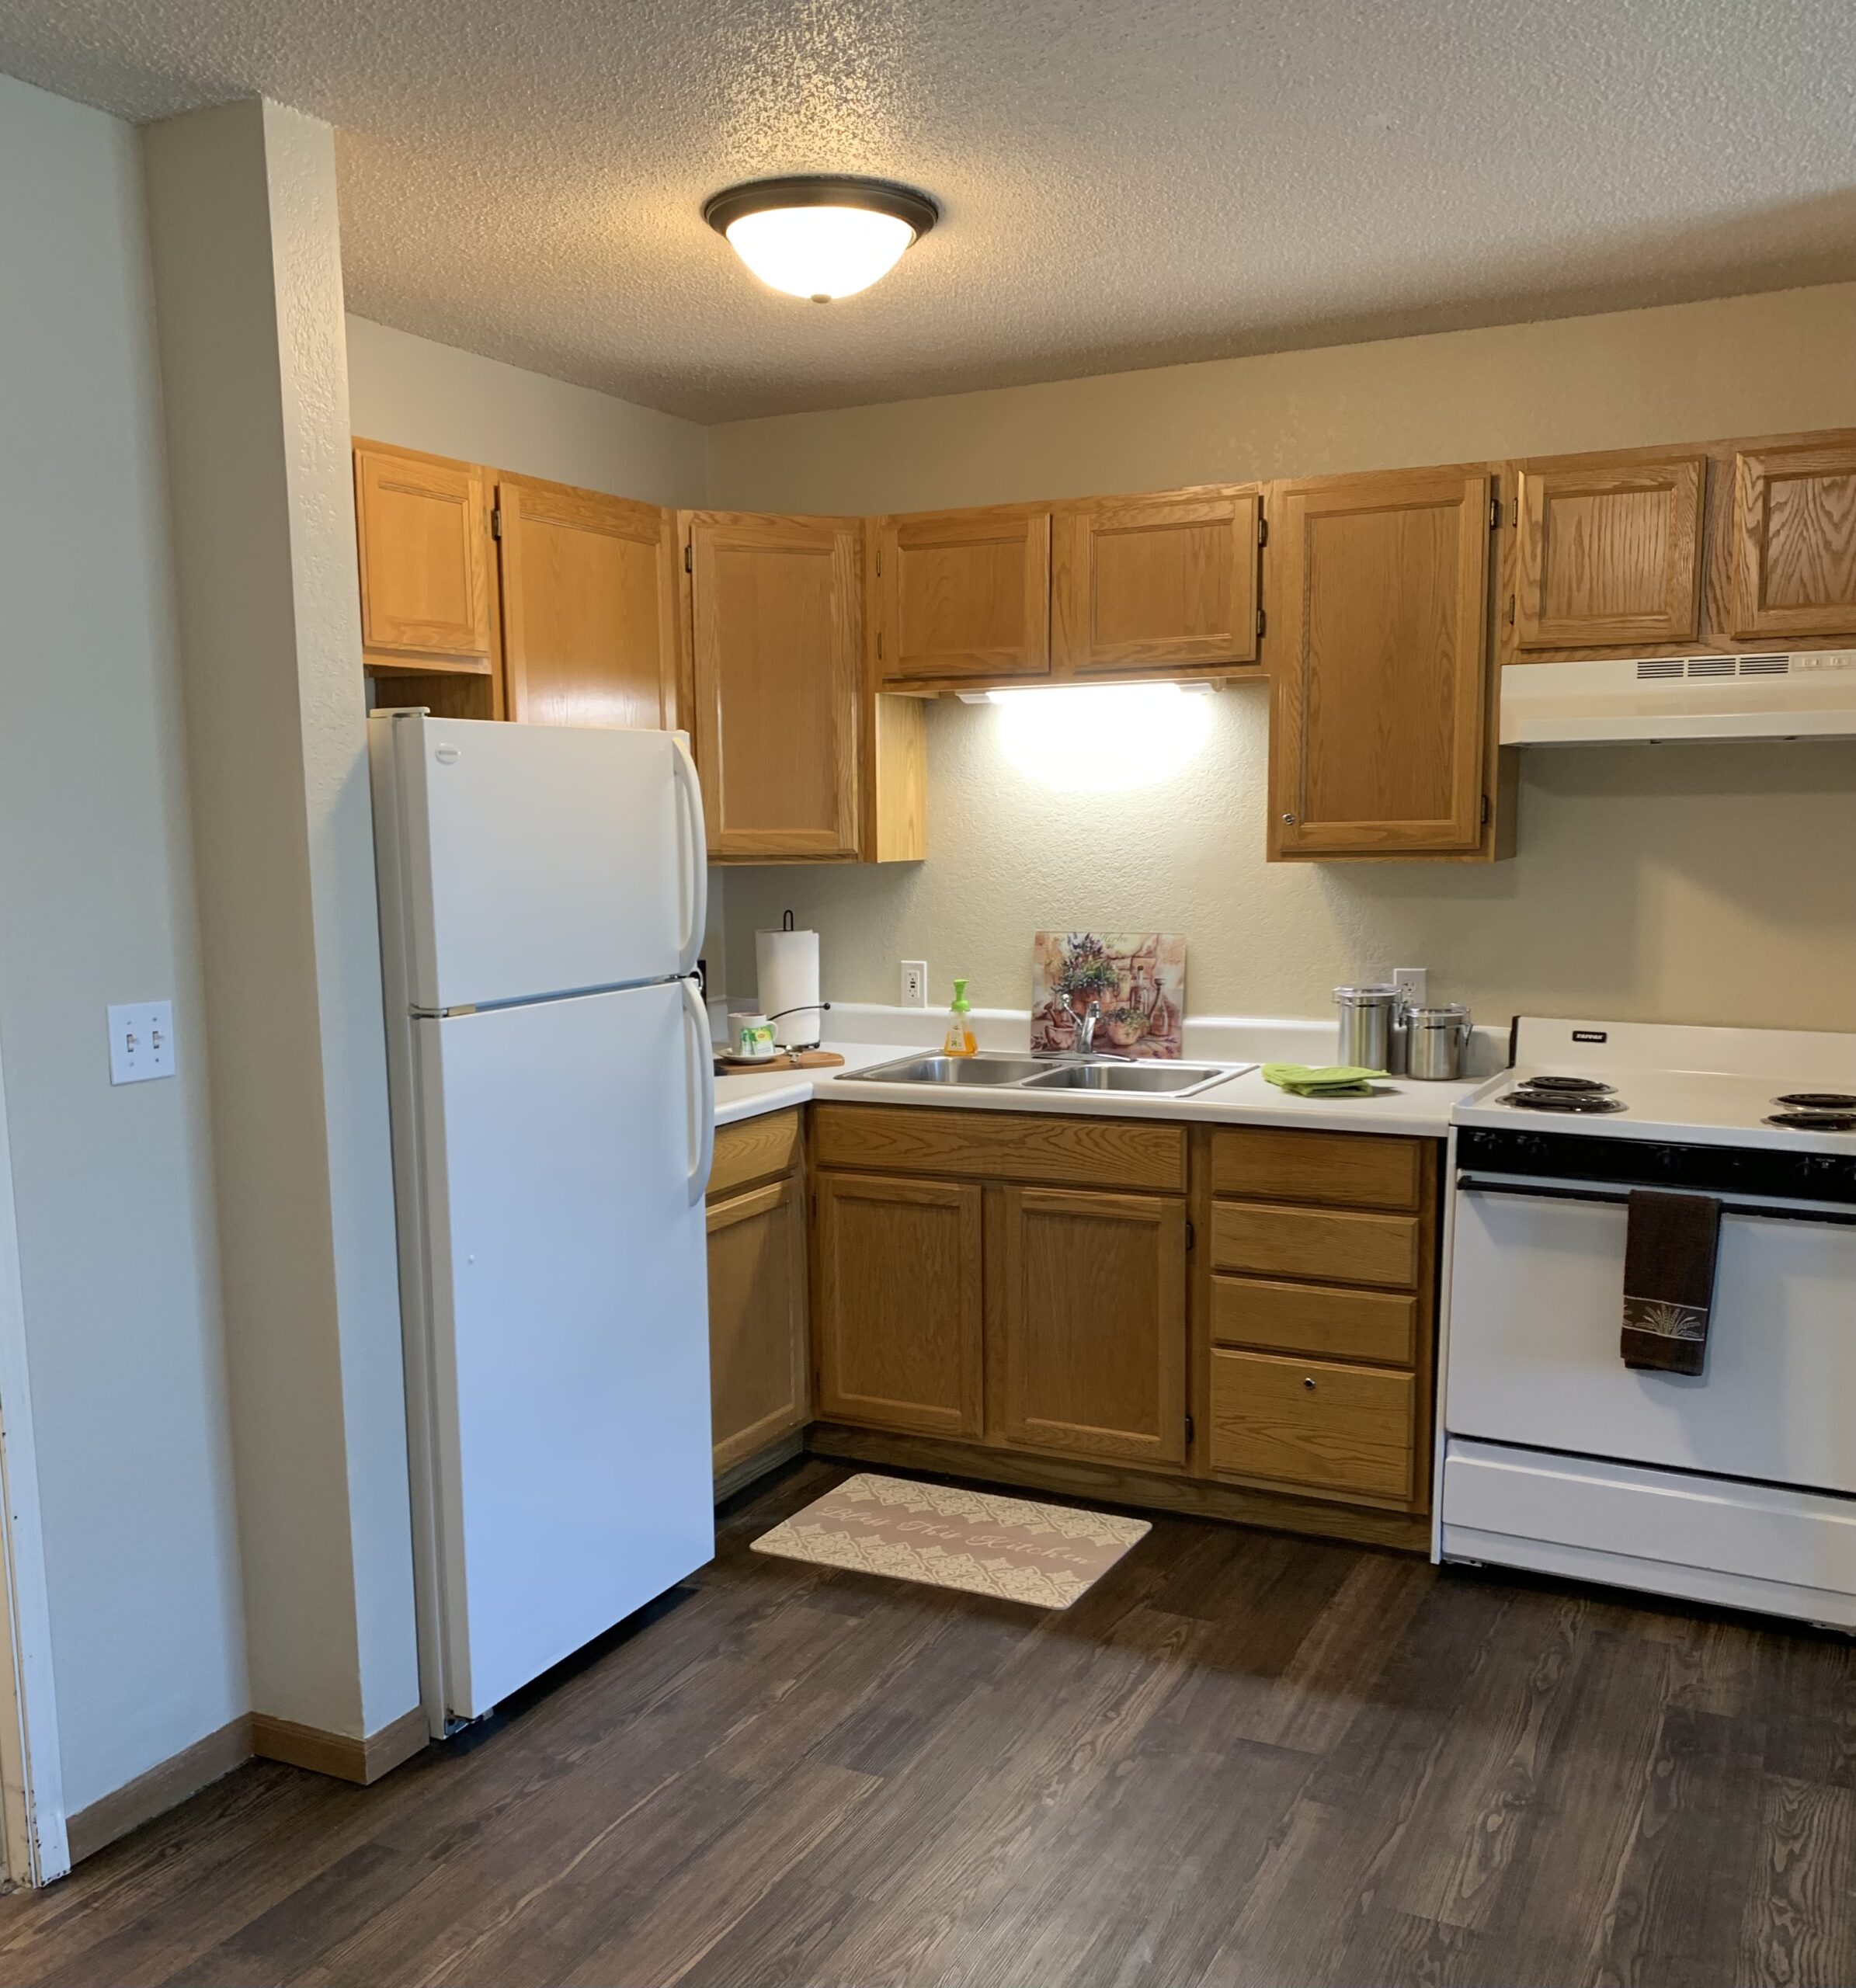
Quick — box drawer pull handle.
[1302,1376,1316,1391]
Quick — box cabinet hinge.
[1489,496,1502,530]
[1184,1218,1195,1252]
[1256,607,1267,638]
[490,506,502,540]
[876,631,883,660]
[1507,594,1516,626]
[1481,793,1492,826]
[684,543,693,573]
[1257,516,1268,548]
[1185,1413,1195,1445]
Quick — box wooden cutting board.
[714,1049,846,1074]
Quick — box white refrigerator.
[370,710,717,1737]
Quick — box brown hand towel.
[1620,1189,1722,1376]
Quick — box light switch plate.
[1393,967,1428,1009]
[109,1001,175,1085]
[900,961,928,1008]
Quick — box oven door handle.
[1456,1176,1856,1226]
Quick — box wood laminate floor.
[2,1459,1852,1988]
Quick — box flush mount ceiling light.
[703,176,938,302]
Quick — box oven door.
[1446,1176,1856,1493]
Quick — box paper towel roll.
[756,926,822,1048]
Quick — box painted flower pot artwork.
[1031,932,1186,1059]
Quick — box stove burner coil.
[1500,1090,1628,1114]
[1772,1092,1856,1111]
[1764,1111,1856,1132]
[1512,1076,1618,1096]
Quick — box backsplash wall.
[722,693,1856,1033]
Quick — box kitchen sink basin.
[848,1052,1243,1097]
[855,1054,1051,1086]
[1019,1062,1236,1096]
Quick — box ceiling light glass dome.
[703,176,938,302]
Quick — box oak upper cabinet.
[353,440,494,670]
[686,511,863,861]
[813,1171,985,1437]
[874,504,1052,686]
[998,1187,1187,1468]
[1051,486,1263,676]
[498,475,676,728]
[1514,451,1705,648]
[1267,465,1496,860]
[1729,436,1856,640]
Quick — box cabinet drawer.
[1209,1126,1425,1211]
[711,1109,802,1200]
[1209,1349,1416,1502]
[1210,1202,1420,1290]
[812,1104,1185,1193]
[1211,1275,1417,1367]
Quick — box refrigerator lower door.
[372,711,707,1012]
[412,978,713,1724]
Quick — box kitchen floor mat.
[750,1472,1150,1608]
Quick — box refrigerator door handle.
[680,975,716,1205]
[671,735,707,980]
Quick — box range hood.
[1500,652,1856,745]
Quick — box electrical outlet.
[109,1000,176,1085]
[1393,967,1428,1009]
[900,960,928,1009]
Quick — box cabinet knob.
[1302,1375,1316,1391]
[1281,812,1297,825]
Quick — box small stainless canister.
[1405,1003,1472,1080]
[1333,984,1402,1072]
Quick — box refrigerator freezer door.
[415,979,714,1721]
[374,711,706,1010]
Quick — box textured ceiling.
[2,0,1853,421]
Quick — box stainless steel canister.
[1405,1003,1472,1080]
[1333,984,1402,1071]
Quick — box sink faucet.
[1064,995,1103,1056]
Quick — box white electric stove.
[1440,1016,1856,1631]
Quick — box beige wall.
[146,99,419,1743]
[713,283,1856,1033]
[0,74,247,1818]
[346,315,708,507]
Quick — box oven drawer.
[1446,1180,1856,1494]
[1209,1348,1416,1501]
[1210,1274,1418,1367]
[1210,1202,1420,1290]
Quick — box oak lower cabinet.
[998,1187,1187,1467]
[707,1112,810,1484]
[1199,1124,1438,1514]
[812,1171,985,1437]
[810,1105,1190,1468]
[1266,465,1496,860]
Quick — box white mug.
[731,1013,777,1061]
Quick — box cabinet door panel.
[689,513,861,860]
[877,506,1051,683]
[354,443,492,663]
[707,1176,808,1474]
[814,1173,984,1437]
[1269,468,1492,857]
[1054,488,1260,673]
[1515,455,1705,648]
[500,478,675,728]
[999,1187,1187,1468]
[1730,441,1856,639]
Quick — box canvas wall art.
[1030,932,1186,1059]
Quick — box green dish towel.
[1260,1062,1389,1097]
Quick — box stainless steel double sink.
[844,1051,1243,1098]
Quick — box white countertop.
[714,1041,1475,1136]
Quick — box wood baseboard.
[250,1706,429,1786]
[66,1714,253,1865]
[715,1430,805,1504]
[805,1424,1431,1554]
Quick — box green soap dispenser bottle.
[943,978,978,1058]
